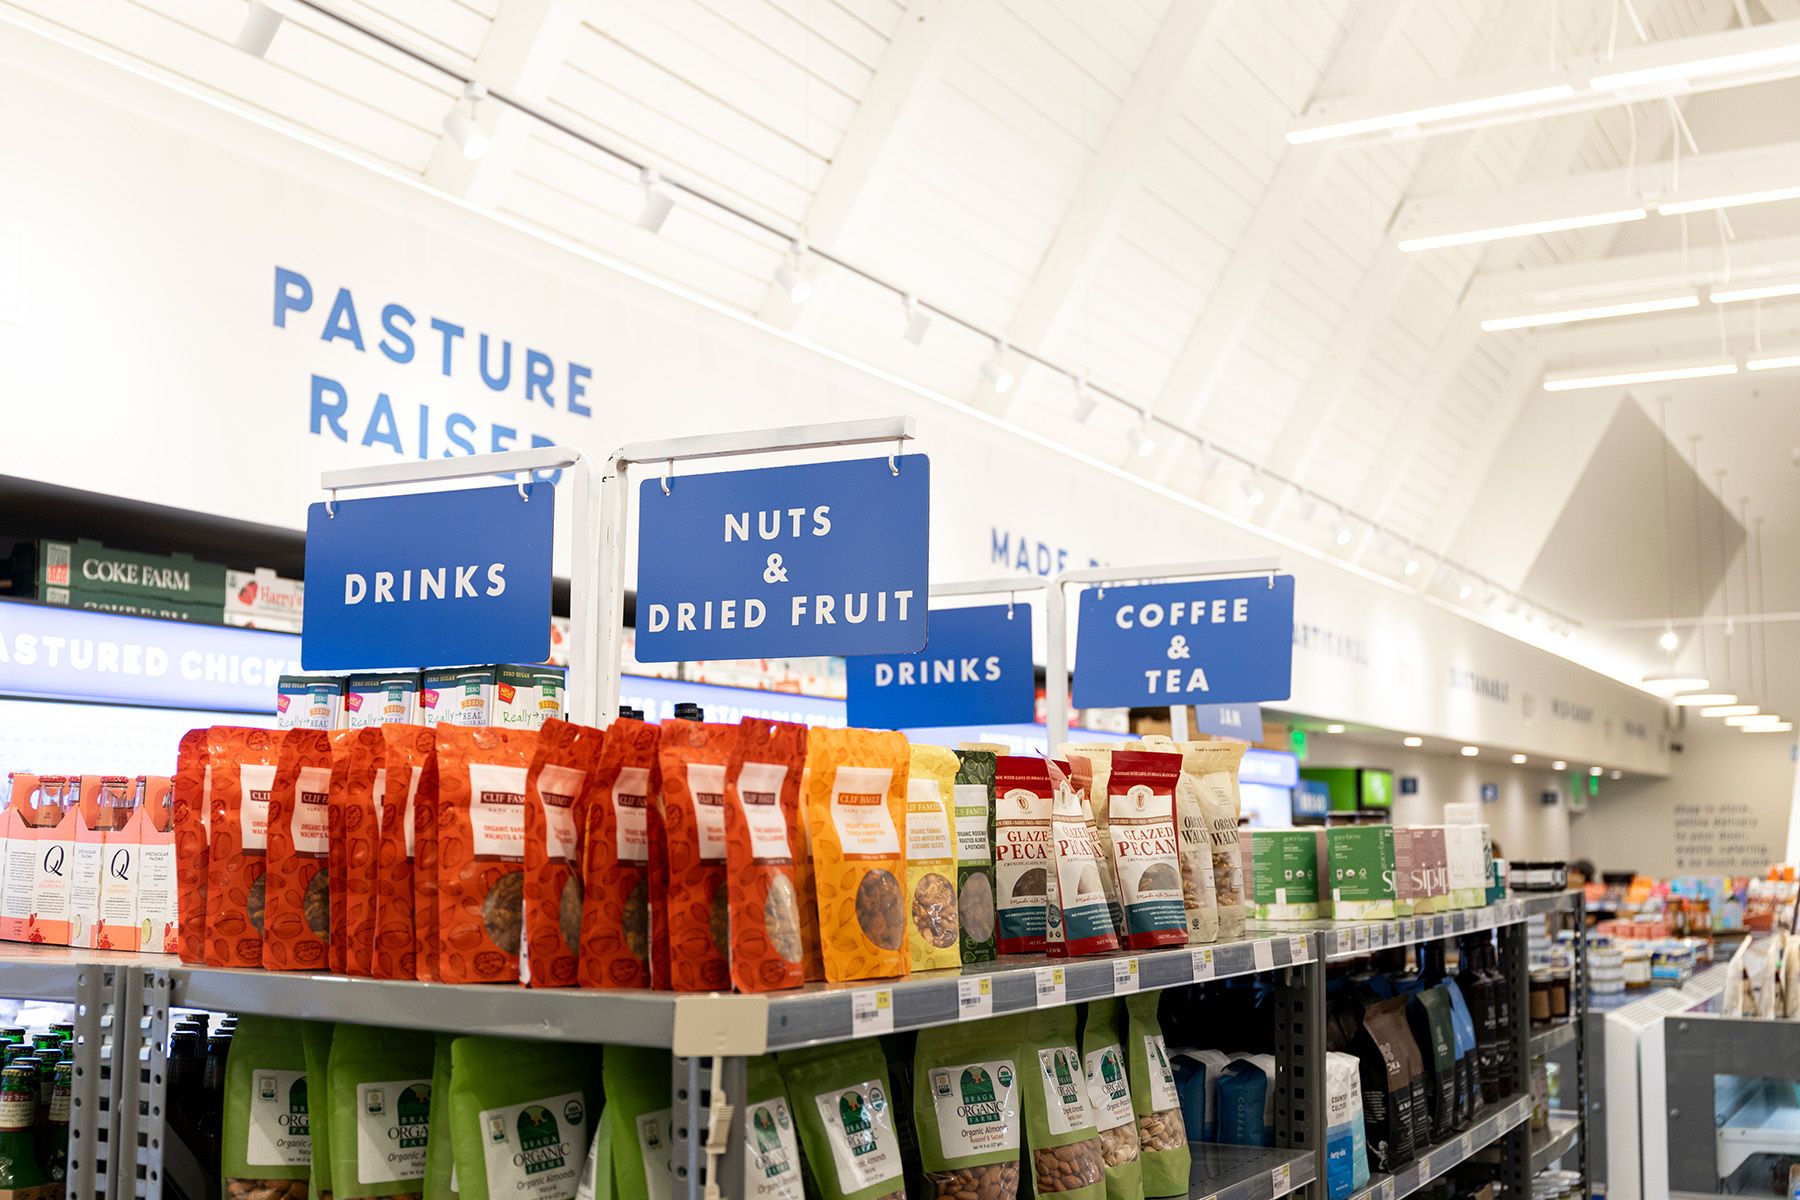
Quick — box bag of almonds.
[913,1016,1022,1200]
[300,1022,333,1200]
[1077,1002,1141,1200]
[1019,1005,1105,1200]
[221,1015,313,1200]
[740,1055,805,1199]
[1124,993,1190,1197]
[779,1039,905,1200]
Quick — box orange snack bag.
[521,719,603,987]
[205,726,281,968]
[173,729,210,963]
[792,767,825,982]
[658,720,739,992]
[577,718,660,989]
[263,729,332,971]
[374,725,433,981]
[328,727,384,975]
[802,728,912,983]
[434,725,536,984]
[649,776,673,990]
[723,718,808,994]
[411,735,444,982]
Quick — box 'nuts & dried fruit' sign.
[635,455,930,661]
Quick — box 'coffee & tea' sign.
[634,455,930,661]
[1072,574,1295,708]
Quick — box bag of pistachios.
[329,1023,436,1199]
[913,1017,1023,1200]
[1019,1006,1105,1200]
[447,1038,599,1200]
[223,1016,313,1200]
[1124,993,1190,1197]
[1077,1003,1141,1200]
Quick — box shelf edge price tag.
[1035,966,1066,1007]
[1289,934,1308,963]
[852,987,894,1036]
[1378,1179,1396,1200]
[1113,957,1140,993]
[1353,926,1370,952]
[1252,940,1275,972]
[1191,948,1215,981]
[1270,1162,1291,1194]
[1460,1132,1474,1159]
[958,976,993,1019]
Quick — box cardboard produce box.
[38,538,227,610]
[225,567,304,631]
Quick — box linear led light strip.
[1711,279,1800,304]
[1481,292,1697,332]
[1287,84,1577,145]
[1398,208,1648,254]
[1748,350,1800,372]
[1542,360,1737,392]
[1589,41,1800,92]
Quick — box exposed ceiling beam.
[757,0,968,333]
[421,0,585,205]
[977,0,1239,418]
[1470,231,1800,310]
[1537,301,1800,360]
[1143,0,1414,484]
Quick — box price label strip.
[958,976,993,1020]
[1288,934,1308,963]
[1352,925,1371,952]
[1460,1132,1475,1159]
[852,987,894,1036]
[1378,1178,1397,1200]
[1253,940,1275,972]
[1191,948,1215,981]
[1113,957,1140,994]
[1270,1161,1291,1195]
[1036,966,1066,1007]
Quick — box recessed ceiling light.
[1403,736,1423,748]
[1741,721,1794,732]
[1460,745,1479,757]
[1326,724,1346,734]
[1552,760,1567,771]
[1589,766,1604,776]
[1511,753,1528,764]
[1672,692,1738,706]
[1641,675,1709,695]
[1701,705,1759,717]
[1542,359,1737,392]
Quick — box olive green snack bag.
[952,750,999,963]
[1078,1003,1141,1200]
[449,1038,599,1200]
[223,1016,313,1200]
[601,1045,675,1200]
[573,1111,610,1200]
[1019,1006,1105,1200]
[1123,994,1189,1197]
[302,1023,334,1200]
[779,1040,905,1200]
[329,1023,435,1199]
[741,1056,805,1200]
[912,1018,1021,1199]
[421,1036,457,1200]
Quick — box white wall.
[1301,736,1572,862]
[1571,719,1796,878]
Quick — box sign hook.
[889,439,901,476]
[1007,590,1016,619]
[518,477,531,501]
[661,459,674,496]
[326,489,337,519]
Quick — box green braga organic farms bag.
[223,1016,313,1200]
[742,1055,805,1200]
[1078,1003,1140,1200]
[448,1038,599,1200]
[422,1036,456,1200]
[329,1024,436,1199]
[601,1045,675,1200]
[913,1017,1022,1199]
[1124,993,1189,1197]
[301,1023,334,1200]
[1020,1006,1104,1200]
[779,1040,905,1200]
[953,750,999,964]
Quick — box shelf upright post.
[1498,913,1534,1198]
[1571,892,1590,1193]
[1275,936,1327,1200]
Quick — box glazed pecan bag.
[993,756,1054,956]
[328,727,384,976]
[803,728,911,983]
[433,726,536,984]
[264,729,333,972]
[173,727,211,964]
[374,725,433,982]
[723,718,808,994]
[206,725,281,968]
[521,718,603,987]
[658,719,739,992]
[577,718,659,989]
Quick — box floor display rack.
[0,891,1589,1200]
[1660,1003,1800,1197]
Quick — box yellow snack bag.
[803,728,912,982]
[905,744,960,971]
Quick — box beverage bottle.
[43,1061,69,1183]
[33,1048,60,1136]
[50,1023,73,1046]
[167,1030,200,1140]
[1,1046,31,1067]
[0,1062,43,1192]
[0,1028,23,1046]
[28,1034,56,1057]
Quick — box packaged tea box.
[1327,826,1397,920]
[1244,829,1319,921]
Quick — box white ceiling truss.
[6,0,1797,696]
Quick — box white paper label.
[635,1109,673,1200]
[240,763,276,853]
[294,766,331,855]
[953,784,990,860]
[687,762,728,862]
[811,1078,902,1194]
[1253,940,1275,971]
[1271,1162,1291,1194]
[927,1059,1019,1156]
[829,766,898,858]
[905,779,953,863]
[1192,948,1214,980]
[245,1068,312,1167]
[1083,1045,1133,1132]
[957,976,992,1018]
[737,762,792,864]
[354,1078,431,1184]
[1036,1047,1090,1135]
[1145,1034,1179,1110]
[852,988,893,1035]
[1113,957,1139,993]
[468,762,529,862]
[535,764,587,864]
[741,1096,804,1200]
[1035,966,1065,1005]
[1289,935,1308,963]
[476,1090,589,1200]
[612,766,651,864]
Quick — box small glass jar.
[1623,945,1652,988]
[1549,968,1571,1020]
[1530,968,1554,1024]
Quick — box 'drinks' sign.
[635,456,930,661]
[846,603,1033,729]
[1072,575,1294,708]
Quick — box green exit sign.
[1290,728,1308,761]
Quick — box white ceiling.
[10,0,1800,712]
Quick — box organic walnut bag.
[802,728,911,983]
[905,745,960,972]
[522,719,604,988]
[173,727,211,964]
[1019,1006,1105,1200]
[206,726,281,968]
[1077,1002,1141,1200]
[1179,741,1246,940]
[447,1037,599,1200]
[577,718,659,989]
[265,729,333,971]
[328,727,384,976]
[779,1040,905,1200]
[328,1023,436,1200]
[222,1016,313,1200]
[658,719,739,992]
[374,726,434,981]
[951,750,998,964]
[434,727,537,984]
[723,718,808,994]
[914,1015,1023,1200]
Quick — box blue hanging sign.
[1072,574,1295,708]
[302,482,554,670]
[1192,702,1262,739]
[635,455,930,661]
[846,603,1034,729]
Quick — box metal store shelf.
[1532,1114,1580,1171]
[1348,1095,1533,1200]
[1530,1019,1580,1056]
[1521,891,1581,916]
[1316,899,1531,960]
[0,942,175,1002]
[1187,1144,1316,1200]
